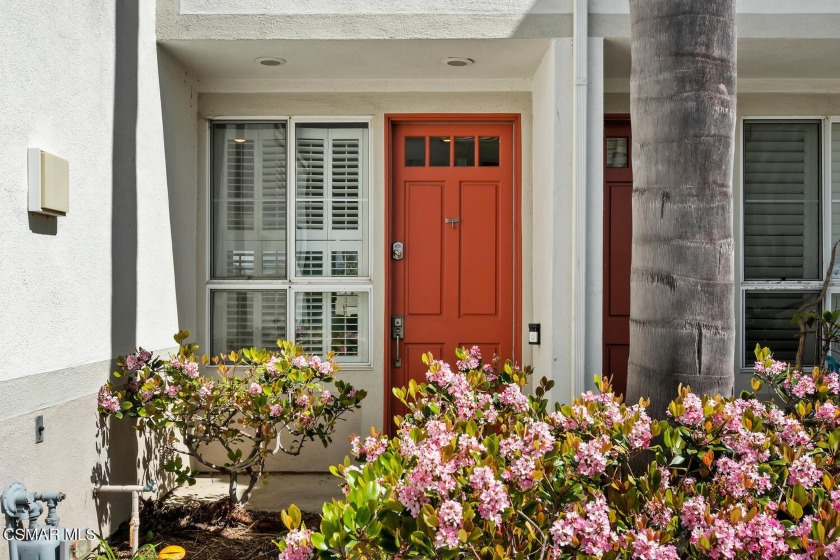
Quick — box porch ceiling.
[605,38,840,81]
[161,39,550,85]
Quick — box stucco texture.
[0,0,197,554]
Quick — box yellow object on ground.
[158,545,186,559]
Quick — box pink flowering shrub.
[98,331,365,506]
[277,344,840,559]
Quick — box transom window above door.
[404,135,500,167]
[208,119,371,365]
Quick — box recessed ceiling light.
[234,138,247,143]
[256,57,286,66]
[442,57,474,67]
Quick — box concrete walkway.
[170,473,343,512]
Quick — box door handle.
[445,217,461,230]
[392,316,404,368]
[392,241,404,260]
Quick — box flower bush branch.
[277,344,840,559]
[98,331,366,506]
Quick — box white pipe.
[572,0,589,396]
[95,481,155,555]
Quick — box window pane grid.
[210,120,371,363]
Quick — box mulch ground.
[107,498,321,560]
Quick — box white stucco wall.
[0,1,182,382]
[0,1,197,553]
[196,91,533,471]
[530,40,575,405]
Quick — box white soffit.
[604,38,840,81]
[162,39,549,83]
[180,0,573,15]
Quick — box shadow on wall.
[157,47,197,330]
[93,0,140,535]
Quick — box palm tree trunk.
[626,0,737,417]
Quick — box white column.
[531,38,575,405]
[572,0,589,398]
[584,37,605,392]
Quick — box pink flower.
[831,489,840,511]
[628,406,653,449]
[184,361,200,379]
[320,390,334,404]
[266,356,282,376]
[457,346,481,372]
[675,392,704,427]
[498,384,529,412]
[295,394,310,407]
[550,494,616,556]
[165,385,180,398]
[350,435,388,463]
[124,354,140,371]
[469,466,510,525]
[248,382,262,395]
[816,401,839,426]
[318,361,333,376]
[825,372,840,394]
[269,404,283,417]
[630,530,679,560]
[278,528,313,560]
[435,500,463,548]
[292,355,308,369]
[98,387,121,413]
[790,371,816,398]
[713,456,771,498]
[575,435,609,477]
[199,382,213,399]
[788,455,820,488]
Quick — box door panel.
[603,117,633,396]
[460,182,499,316]
[390,122,515,420]
[406,182,444,315]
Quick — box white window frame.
[205,116,374,368]
[738,116,832,371]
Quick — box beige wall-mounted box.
[28,148,69,216]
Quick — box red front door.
[603,117,633,396]
[389,121,516,419]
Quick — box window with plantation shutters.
[743,122,820,280]
[211,290,288,356]
[212,123,287,279]
[208,120,371,364]
[832,123,840,275]
[742,120,824,368]
[294,291,369,363]
[295,125,368,278]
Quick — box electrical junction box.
[28,148,69,216]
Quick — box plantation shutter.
[211,290,288,355]
[743,291,817,366]
[294,291,369,363]
[295,126,368,277]
[832,123,840,276]
[213,123,287,279]
[743,122,820,280]
[294,292,325,354]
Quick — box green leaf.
[787,499,804,520]
[310,532,327,550]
